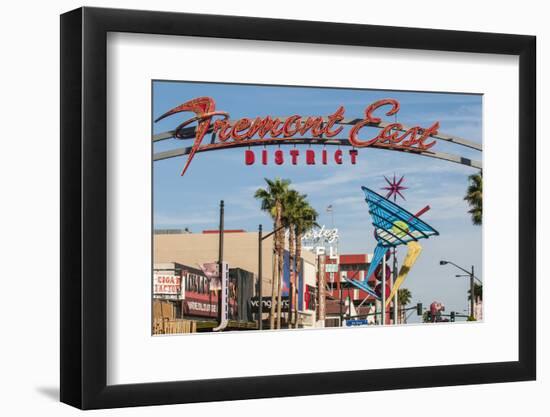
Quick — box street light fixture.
[439,259,481,319]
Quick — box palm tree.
[397,288,412,324]
[254,178,291,329]
[281,191,319,328]
[281,189,302,328]
[464,171,482,225]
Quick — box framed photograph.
[60,6,536,409]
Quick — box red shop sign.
[183,297,218,318]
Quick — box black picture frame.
[60,6,536,410]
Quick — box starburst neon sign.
[381,174,407,202]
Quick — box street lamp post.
[440,260,481,319]
[470,265,475,320]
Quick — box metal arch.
[153,116,483,152]
[153,137,482,170]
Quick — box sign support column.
[258,224,263,330]
[393,247,398,324]
[470,265,475,319]
[213,201,228,332]
[381,252,386,326]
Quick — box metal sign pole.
[381,253,386,326]
[339,279,344,327]
[393,247,398,324]
[213,201,228,332]
[218,200,224,325]
[470,265,475,319]
[258,224,263,330]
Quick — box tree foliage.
[464,171,482,225]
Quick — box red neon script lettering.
[154,97,439,175]
[154,97,228,176]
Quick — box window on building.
[340,263,369,272]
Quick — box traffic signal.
[425,311,432,323]
[450,311,456,322]
[416,303,423,315]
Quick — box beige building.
[154,230,317,297]
[154,229,319,327]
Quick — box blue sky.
[153,81,482,321]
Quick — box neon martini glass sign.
[344,186,439,300]
[154,97,440,175]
